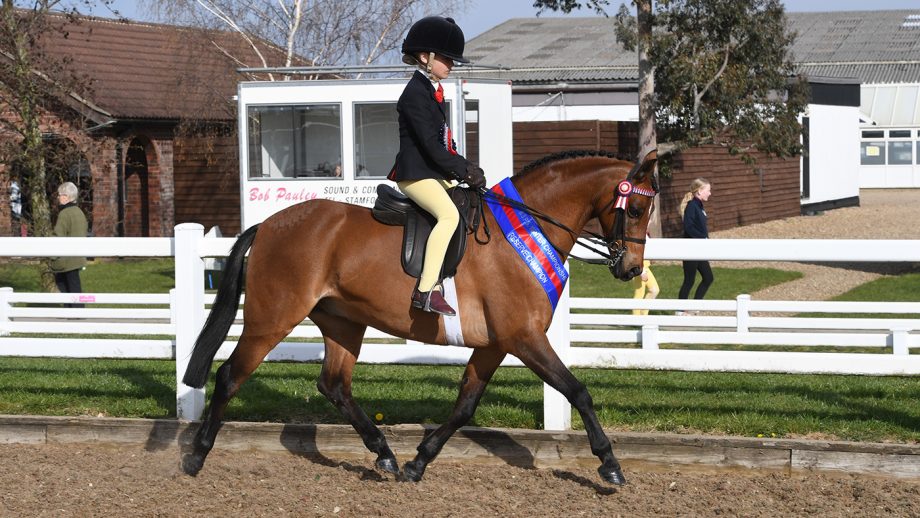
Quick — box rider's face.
[422,53,454,80]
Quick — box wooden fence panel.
[511,122,799,237]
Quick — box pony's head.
[595,151,658,281]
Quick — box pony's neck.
[511,162,616,260]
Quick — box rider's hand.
[464,163,486,189]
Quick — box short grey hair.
[58,182,79,202]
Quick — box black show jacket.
[388,71,470,182]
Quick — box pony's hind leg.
[402,347,507,482]
[182,328,287,476]
[312,311,399,475]
[514,335,626,486]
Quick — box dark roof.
[461,17,632,84]
[462,10,920,86]
[788,10,920,84]
[37,13,285,121]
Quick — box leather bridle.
[477,155,658,273]
[586,160,658,273]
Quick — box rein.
[474,156,658,272]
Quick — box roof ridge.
[46,9,243,37]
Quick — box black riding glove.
[463,164,487,189]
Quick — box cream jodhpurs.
[397,178,459,292]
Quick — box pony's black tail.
[182,224,260,388]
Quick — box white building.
[235,74,512,228]
[789,11,920,188]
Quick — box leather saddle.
[372,184,478,279]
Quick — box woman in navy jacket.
[388,16,486,317]
[677,178,713,308]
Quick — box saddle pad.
[485,178,569,310]
[441,277,464,346]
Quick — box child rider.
[388,16,486,316]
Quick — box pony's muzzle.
[610,261,642,281]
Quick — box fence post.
[174,223,206,420]
[892,327,909,356]
[544,264,572,431]
[736,294,751,333]
[0,287,11,337]
[641,324,659,350]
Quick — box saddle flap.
[373,183,478,280]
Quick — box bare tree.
[0,1,105,236]
[142,0,463,78]
[0,0,109,289]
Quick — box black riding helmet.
[401,16,469,64]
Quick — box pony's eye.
[627,205,642,218]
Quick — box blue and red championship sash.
[485,178,569,310]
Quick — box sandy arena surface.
[1,443,918,517]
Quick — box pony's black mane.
[518,150,633,176]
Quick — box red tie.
[434,83,444,103]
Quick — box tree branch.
[195,0,274,79]
[692,42,731,128]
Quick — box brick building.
[0,13,276,237]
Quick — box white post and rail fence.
[1,223,919,430]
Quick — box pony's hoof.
[599,465,627,486]
[401,461,425,482]
[181,454,204,476]
[376,455,400,475]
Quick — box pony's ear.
[630,149,658,190]
[636,149,657,179]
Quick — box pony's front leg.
[514,335,626,486]
[403,347,506,482]
[314,314,399,475]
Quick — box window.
[247,104,342,179]
[860,142,886,165]
[888,141,913,165]
[354,103,398,178]
[859,128,919,165]
[892,86,919,126]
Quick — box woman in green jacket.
[50,182,88,307]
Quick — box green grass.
[1,258,799,300]
[797,271,920,320]
[831,271,920,303]
[569,261,802,300]
[0,357,918,443]
[2,258,918,443]
[0,258,175,293]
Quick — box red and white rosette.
[614,180,633,210]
